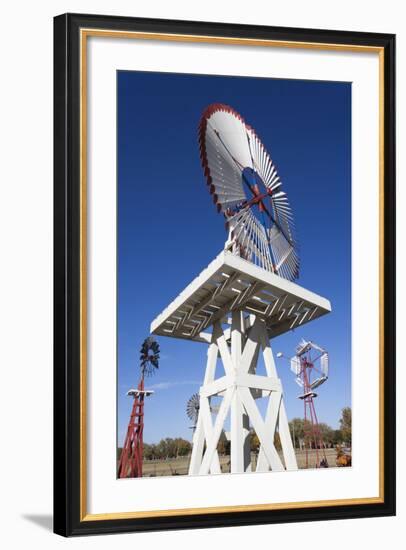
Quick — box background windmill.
[140,336,160,377]
[186,393,200,430]
[289,339,329,468]
[118,336,160,478]
[186,393,220,431]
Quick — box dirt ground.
[141,448,339,477]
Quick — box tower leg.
[188,325,221,475]
[188,411,205,475]
[230,391,251,472]
[230,312,251,473]
[259,322,297,470]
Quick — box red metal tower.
[291,340,329,469]
[118,380,153,478]
[118,337,160,478]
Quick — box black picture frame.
[54,12,396,537]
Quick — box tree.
[250,431,260,453]
[274,431,282,451]
[332,429,343,446]
[218,431,230,455]
[318,423,335,447]
[339,407,352,445]
[289,418,336,448]
[289,418,305,448]
[249,429,281,452]
[289,418,315,447]
[142,438,192,460]
[175,438,192,457]
[143,443,151,460]
[155,438,174,459]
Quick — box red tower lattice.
[291,340,329,469]
[299,357,327,468]
[118,336,159,478]
[118,379,152,478]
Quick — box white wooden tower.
[151,251,331,475]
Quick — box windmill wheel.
[140,336,160,377]
[186,393,200,425]
[199,103,299,281]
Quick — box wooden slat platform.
[150,251,331,342]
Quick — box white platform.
[150,251,331,475]
[150,251,331,342]
[126,389,154,397]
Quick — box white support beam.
[236,373,281,393]
[216,331,234,376]
[231,311,243,364]
[199,395,221,474]
[240,317,262,373]
[199,387,234,475]
[230,391,246,473]
[189,315,298,476]
[256,391,282,471]
[188,412,206,475]
[239,386,284,472]
[278,397,298,470]
[199,375,231,398]
[259,320,278,377]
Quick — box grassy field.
[140,448,339,477]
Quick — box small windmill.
[186,393,220,430]
[290,340,329,468]
[186,393,200,430]
[118,336,160,478]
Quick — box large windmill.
[199,103,299,280]
[118,336,160,478]
[151,104,331,475]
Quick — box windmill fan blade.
[199,103,300,281]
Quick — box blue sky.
[117,71,351,446]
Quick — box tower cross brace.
[189,313,298,474]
